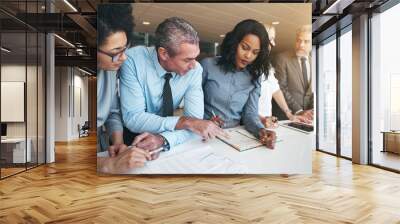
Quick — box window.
[370,2,400,171]
[340,27,352,158]
[317,35,337,155]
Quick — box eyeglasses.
[98,44,130,62]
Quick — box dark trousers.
[272,98,289,120]
[123,126,140,146]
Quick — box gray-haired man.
[119,17,225,159]
[273,25,314,121]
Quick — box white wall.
[1,65,42,138]
[54,67,89,141]
[1,64,46,164]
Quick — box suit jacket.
[272,51,314,119]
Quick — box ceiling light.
[63,0,78,12]
[142,21,150,25]
[1,47,11,53]
[219,34,225,38]
[54,34,75,48]
[272,21,280,25]
[322,0,354,15]
[78,67,92,76]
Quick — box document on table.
[217,129,264,152]
[127,146,248,174]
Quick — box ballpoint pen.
[211,109,217,118]
[128,145,162,154]
[211,109,224,128]
[149,147,163,155]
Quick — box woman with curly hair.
[97,4,151,173]
[201,19,277,149]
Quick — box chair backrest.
[82,121,90,130]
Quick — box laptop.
[281,122,314,133]
[1,123,7,140]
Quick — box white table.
[98,122,314,174]
[1,138,32,163]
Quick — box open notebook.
[98,145,248,174]
[217,129,264,152]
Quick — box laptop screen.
[1,123,7,137]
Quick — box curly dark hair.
[217,19,270,80]
[97,4,135,47]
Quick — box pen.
[211,109,217,118]
[211,109,224,128]
[149,147,163,155]
[128,145,163,155]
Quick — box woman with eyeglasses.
[201,19,277,149]
[97,4,151,173]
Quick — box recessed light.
[78,67,92,76]
[272,21,280,25]
[142,21,150,25]
[219,34,225,38]
[1,47,11,53]
[54,34,75,48]
[63,0,78,12]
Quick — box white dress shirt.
[259,68,280,117]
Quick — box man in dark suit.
[272,25,313,121]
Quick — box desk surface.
[98,122,313,174]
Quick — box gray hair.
[155,17,199,56]
[296,24,312,37]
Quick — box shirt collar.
[150,46,176,78]
[296,54,310,61]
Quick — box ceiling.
[133,3,311,54]
[1,0,390,72]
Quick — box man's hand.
[100,146,151,174]
[287,113,312,124]
[132,132,164,150]
[297,109,313,122]
[176,117,228,141]
[108,143,127,157]
[131,132,164,161]
[259,129,277,149]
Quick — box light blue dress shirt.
[119,46,204,147]
[201,57,264,138]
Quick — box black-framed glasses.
[98,43,130,62]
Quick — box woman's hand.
[260,116,279,129]
[210,115,224,128]
[259,129,277,149]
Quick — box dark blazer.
[272,51,314,119]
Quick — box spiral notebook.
[217,129,264,152]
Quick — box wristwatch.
[160,135,170,151]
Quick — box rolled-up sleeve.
[120,56,180,134]
[243,80,265,138]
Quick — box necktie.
[300,57,309,91]
[162,73,173,117]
